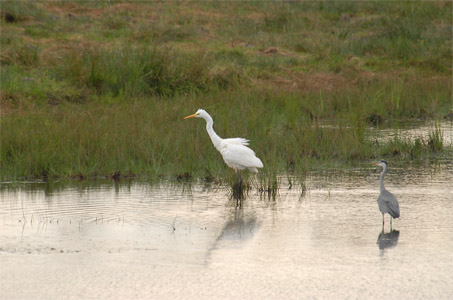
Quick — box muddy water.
[1,161,452,299]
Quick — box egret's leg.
[238,171,242,189]
[238,170,243,197]
[233,167,241,199]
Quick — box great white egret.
[373,160,400,227]
[184,109,263,182]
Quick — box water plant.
[428,123,444,152]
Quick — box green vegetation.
[1,1,452,183]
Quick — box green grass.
[53,46,235,97]
[1,1,452,183]
[1,88,451,181]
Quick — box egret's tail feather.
[248,167,258,173]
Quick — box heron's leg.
[382,213,385,227]
[390,217,393,230]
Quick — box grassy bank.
[1,1,452,182]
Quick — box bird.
[184,109,263,185]
[372,160,400,228]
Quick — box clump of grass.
[427,123,444,152]
[257,172,280,201]
[1,39,40,67]
[378,124,447,159]
[53,46,241,97]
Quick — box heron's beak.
[184,113,198,119]
[372,163,379,166]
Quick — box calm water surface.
[370,120,453,144]
[1,160,452,299]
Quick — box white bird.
[184,109,263,179]
[373,160,400,228]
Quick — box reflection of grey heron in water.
[377,229,400,250]
[373,160,400,228]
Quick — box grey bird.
[372,160,400,227]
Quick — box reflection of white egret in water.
[216,213,258,244]
[205,208,259,265]
[184,109,263,192]
[377,230,400,255]
[373,160,400,228]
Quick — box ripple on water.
[1,163,453,299]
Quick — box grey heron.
[372,160,400,227]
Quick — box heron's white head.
[372,160,388,169]
[184,109,210,120]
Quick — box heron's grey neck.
[204,116,222,150]
[379,166,387,192]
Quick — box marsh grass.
[1,1,452,183]
[2,88,450,181]
[427,123,444,152]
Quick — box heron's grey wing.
[381,190,400,218]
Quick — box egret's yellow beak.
[184,113,198,119]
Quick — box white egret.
[184,109,263,185]
[373,160,400,227]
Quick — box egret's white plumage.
[373,160,400,227]
[184,109,263,173]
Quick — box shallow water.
[370,120,453,145]
[1,161,452,299]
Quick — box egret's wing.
[224,137,250,147]
[381,190,400,218]
[220,143,263,169]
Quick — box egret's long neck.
[204,115,222,150]
[379,166,387,192]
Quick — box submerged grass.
[1,1,452,184]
